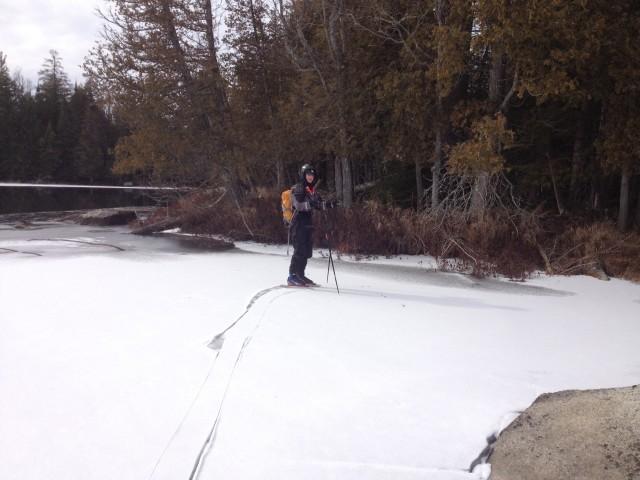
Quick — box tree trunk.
[415,158,424,210]
[618,167,631,231]
[321,0,353,207]
[336,102,351,208]
[472,172,489,217]
[432,0,447,211]
[570,102,587,205]
[203,0,229,130]
[635,179,640,227]
[489,46,504,109]
[472,44,503,218]
[160,1,196,98]
[248,0,282,187]
[336,63,352,207]
[276,159,284,188]
[341,155,352,208]
[549,156,565,215]
[334,156,343,202]
[431,123,442,209]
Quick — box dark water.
[0,186,161,215]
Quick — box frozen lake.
[0,183,166,215]
[1,222,639,480]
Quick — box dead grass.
[140,189,640,282]
[543,222,640,281]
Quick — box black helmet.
[300,164,316,178]
[300,164,318,186]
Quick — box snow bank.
[1,223,639,480]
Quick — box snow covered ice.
[1,223,639,480]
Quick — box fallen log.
[160,232,234,251]
[77,208,138,226]
[131,216,184,235]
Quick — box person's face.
[305,172,315,184]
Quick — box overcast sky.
[0,0,108,86]
[1,0,228,88]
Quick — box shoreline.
[0,207,155,226]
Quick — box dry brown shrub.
[319,202,417,255]
[317,202,541,279]
[179,190,287,243]
[546,222,640,281]
[428,210,541,279]
[142,189,639,282]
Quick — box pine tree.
[0,52,15,179]
[38,122,59,181]
[365,0,472,209]
[85,0,231,185]
[12,76,39,181]
[224,0,292,187]
[38,50,71,100]
[273,0,360,206]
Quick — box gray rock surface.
[490,385,640,480]
[76,208,140,226]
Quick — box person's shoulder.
[293,182,305,194]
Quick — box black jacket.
[289,179,325,258]
[292,180,324,224]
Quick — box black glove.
[308,195,322,210]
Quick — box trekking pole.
[324,232,340,294]
[286,210,297,257]
[329,247,340,294]
[326,240,331,283]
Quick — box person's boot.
[287,274,306,287]
[301,275,318,286]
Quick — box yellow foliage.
[448,114,515,175]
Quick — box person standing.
[287,164,335,286]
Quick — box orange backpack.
[281,187,295,225]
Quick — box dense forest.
[2,0,639,277]
[0,50,120,184]
[80,0,639,230]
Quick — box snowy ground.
[1,222,639,480]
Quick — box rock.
[14,220,34,229]
[77,208,139,226]
[158,232,234,251]
[0,208,154,225]
[131,216,183,235]
[585,259,610,281]
[585,267,610,281]
[489,385,640,480]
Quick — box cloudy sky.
[0,0,108,86]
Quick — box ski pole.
[326,244,331,283]
[329,247,340,294]
[325,232,340,294]
[325,232,331,283]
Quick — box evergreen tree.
[76,0,639,231]
[0,51,119,184]
[0,52,15,179]
[224,0,291,187]
[12,76,39,181]
[38,122,59,181]
[85,0,231,185]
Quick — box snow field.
[1,225,639,480]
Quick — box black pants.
[289,216,313,277]
[289,254,308,278]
